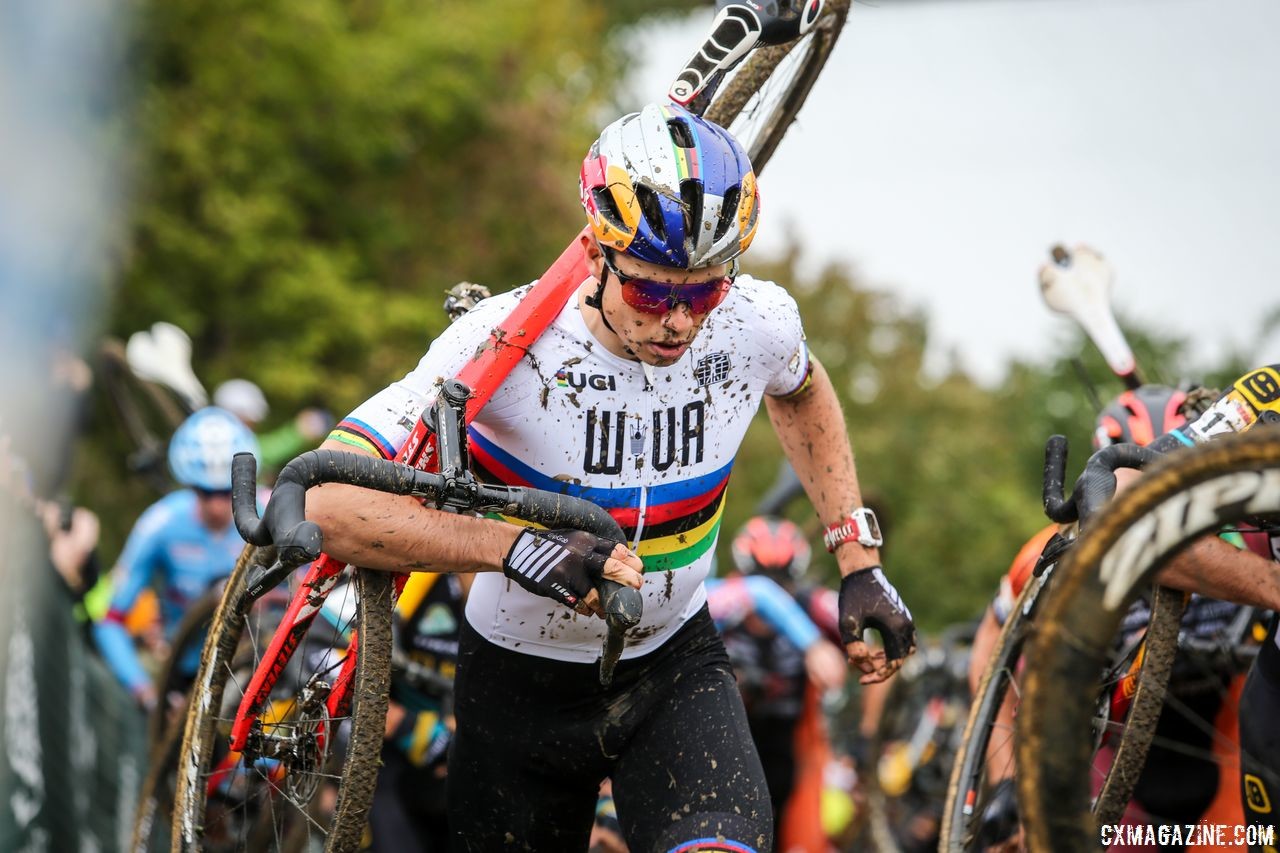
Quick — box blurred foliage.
[81,0,696,554]
[75,0,1278,630]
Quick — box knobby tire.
[1018,429,1280,851]
[704,0,851,173]
[172,545,394,852]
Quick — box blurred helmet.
[731,516,812,580]
[168,406,260,491]
[213,378,269,425]
[1093,385,1188,449]
[580,102,760,270]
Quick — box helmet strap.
[585,249,647,367]
[585,262,619,338]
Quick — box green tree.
[82,0,696,553]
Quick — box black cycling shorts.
[447,605,772,853]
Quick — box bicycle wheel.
[940,548,1185,850]
[941,567,1047,852]
[97,337,191,494]
[172,545,394,852]
[1019,429,1280,851]
[703,0,851,172]
[131,710,185,853]
[147,589,221,748]
[130,591,222,853]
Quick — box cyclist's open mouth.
[646,340,690,361]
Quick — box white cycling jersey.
[334,273,811,663]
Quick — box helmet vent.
[680,180,703,241]
[635,184,668,243]
[592,186,630,234]
[667,117,697,149]
[715,184,741,241]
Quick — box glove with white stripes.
[502,528,619,608]
[837,566,917,661]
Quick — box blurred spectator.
[213,378,332,471]
[92,406,259,710]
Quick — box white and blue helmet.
[580,102,760,270]
[168,406,260,491]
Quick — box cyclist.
[213,377,332,473]
[706,516,846,851]
[972,384,1267,848]
[1106,366,1280,851]
[93,405,259,710]
[307,102,916,852]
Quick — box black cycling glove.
[502,528,619,608]
[837,566,917,661]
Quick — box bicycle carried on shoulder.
[167,4,856,848]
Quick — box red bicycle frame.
[228,230,594,753]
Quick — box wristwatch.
[822,507,883,552]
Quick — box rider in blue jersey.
[93,406,259,710]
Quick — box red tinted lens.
[618,277,731,314]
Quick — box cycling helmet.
[168,406,260,491]
[213,378,269,425]
[1093,385,1188,449]
[580,102,760,270]
[731,516,812,580]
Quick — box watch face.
[861,509,882,543]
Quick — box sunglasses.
[601,252,737,315]
[195,487,233,500]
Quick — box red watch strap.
[822,510,880,552]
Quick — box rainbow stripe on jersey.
[467,428,730,573]
[330,418,398,459]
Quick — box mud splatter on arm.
[763,358,880,577]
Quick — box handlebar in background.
[1040,436,1163,528]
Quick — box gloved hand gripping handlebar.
[230,383,643,685]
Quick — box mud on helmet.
[731,516,812,580]
[1093,385,1189,450]
[580,102,760,271]
[168,406,261,491]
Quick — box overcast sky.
[628,0,1280,384]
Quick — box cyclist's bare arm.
[1109,462,1280,610]
[304,437,644,591]
[1159,536,1280,610]
[969,607,1001,696]
[764,359,879,574]
[764,357,914,682]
